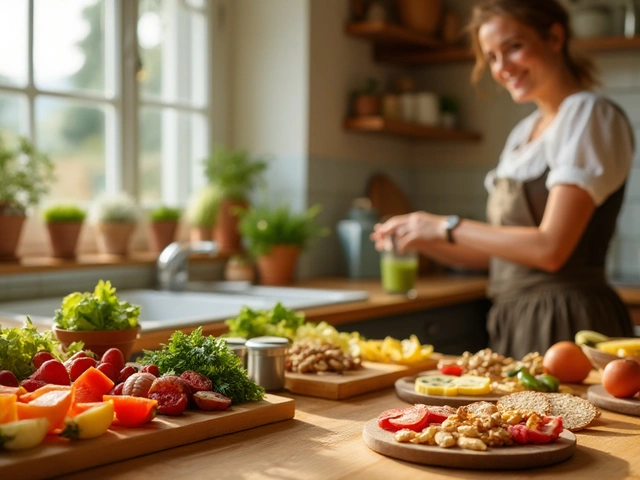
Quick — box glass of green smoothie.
[380,247,418,296]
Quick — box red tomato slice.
[388,404,430,432]
[438,365,464,376]
[377,407,410,431]
[426,405,456,424]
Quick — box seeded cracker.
[496,391,552,415]
[547,393,598,431]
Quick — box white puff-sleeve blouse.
[485,91,634,206]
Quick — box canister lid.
[245,336,289,355]
[223,337,247,346]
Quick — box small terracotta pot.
[395,0,443,36]
[46,222,83,259]
[95,223,136,256]
[190,226,214,242]
[53,325,141,361]
[224,261,255,283]
[0,214,25,262]
[149,221,178,253]
[353,95,381,116]
[214,198,248,254]
[257,245,300,286]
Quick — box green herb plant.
[42,204,86,223]
[225,302,305,341]
[185,184,222,227]
[0,135,55,215]
[0,317,82,380]
[238,203,329,257]
[54,280,140,331]
[149,205,181,223]
[203,146,268,200]
[88,193,138,224]
[138,327,264,404]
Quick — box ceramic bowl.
[53,325,141,361]
[581,344,640,370]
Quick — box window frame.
[0,0,226,258]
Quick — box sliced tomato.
[438,365,464,376]
[388,404,430,432]
[377,407,409,430]
[426,405,456,424]
[509,416,563,445]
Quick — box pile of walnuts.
[285,343,362,374]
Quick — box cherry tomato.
[438,365,464,376]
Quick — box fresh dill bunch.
[138,327,264,404]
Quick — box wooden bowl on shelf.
[581,344,640,370]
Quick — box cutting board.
[395,374,504,407]
[0,394,295,480]
[284,356,440,400]
[367,173,413,221]
[587,384,640,417]
[362,418,577,469]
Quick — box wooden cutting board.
[284,356,440,400]
[367,173,413,221]
[362,418,577,469]
[395,374,504,407]
[587,384,640,417]
[0,394,295,480]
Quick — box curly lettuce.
[224,302,304,341]
[53,280,140,331]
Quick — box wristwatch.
[444,215,461,244]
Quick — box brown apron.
[486,172,633,359]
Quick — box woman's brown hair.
[467,0,599,89]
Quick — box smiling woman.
[371,0,635,359]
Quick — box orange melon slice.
[103,395,157,428]
[73,367,114,404]
[16,389,73,433]
[0,393,18,424]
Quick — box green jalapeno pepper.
[536,374,560,392]
[517,370,548,391]
[506,365,527,378]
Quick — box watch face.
[447,215,460,230]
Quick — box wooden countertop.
[59,372,639,480]
[135,275,490,351]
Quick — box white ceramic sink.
[0,285,368,332]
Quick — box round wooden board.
[587,384,640,417]
[395,375,504,407]
[362,419,576,470]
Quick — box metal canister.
[245,336,289,391]
[224,337,247,368]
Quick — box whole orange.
[542,341,593,383]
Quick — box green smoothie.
[381,253,418,293]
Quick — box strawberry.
[32,351,55,370]
[117,365,137,384]
[33,359,70,385]
[140,365,160,377]
[20,378,48,392]
[63,351,89,369]
[101,348,125,372]
[68,357,98,382]
[97,362,119,382]
[0,370,19,387]
[107,382,125,396]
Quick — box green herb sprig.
[138,328,264,404]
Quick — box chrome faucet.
[157,241,218,291]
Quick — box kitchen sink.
[0,284,369,332]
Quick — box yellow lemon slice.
[415,375,459,396]
[452,375,491,396]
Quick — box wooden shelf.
[347,22,640,64]
[344,117,482,141]
[344,22,440,48]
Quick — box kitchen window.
[0,0,212,210]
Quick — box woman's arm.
[372,184,596,272]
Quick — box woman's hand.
[371,211,448,252]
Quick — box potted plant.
[52,280,141,360]
[89,193,139,256]
[203,146,268,253]
[148,205,181,253]
[224,254,256,283]
[0,136,54,262]
[351,78,381,117]
[185,184,223,242]
[42,203,86,259]
[237,203,329,286]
